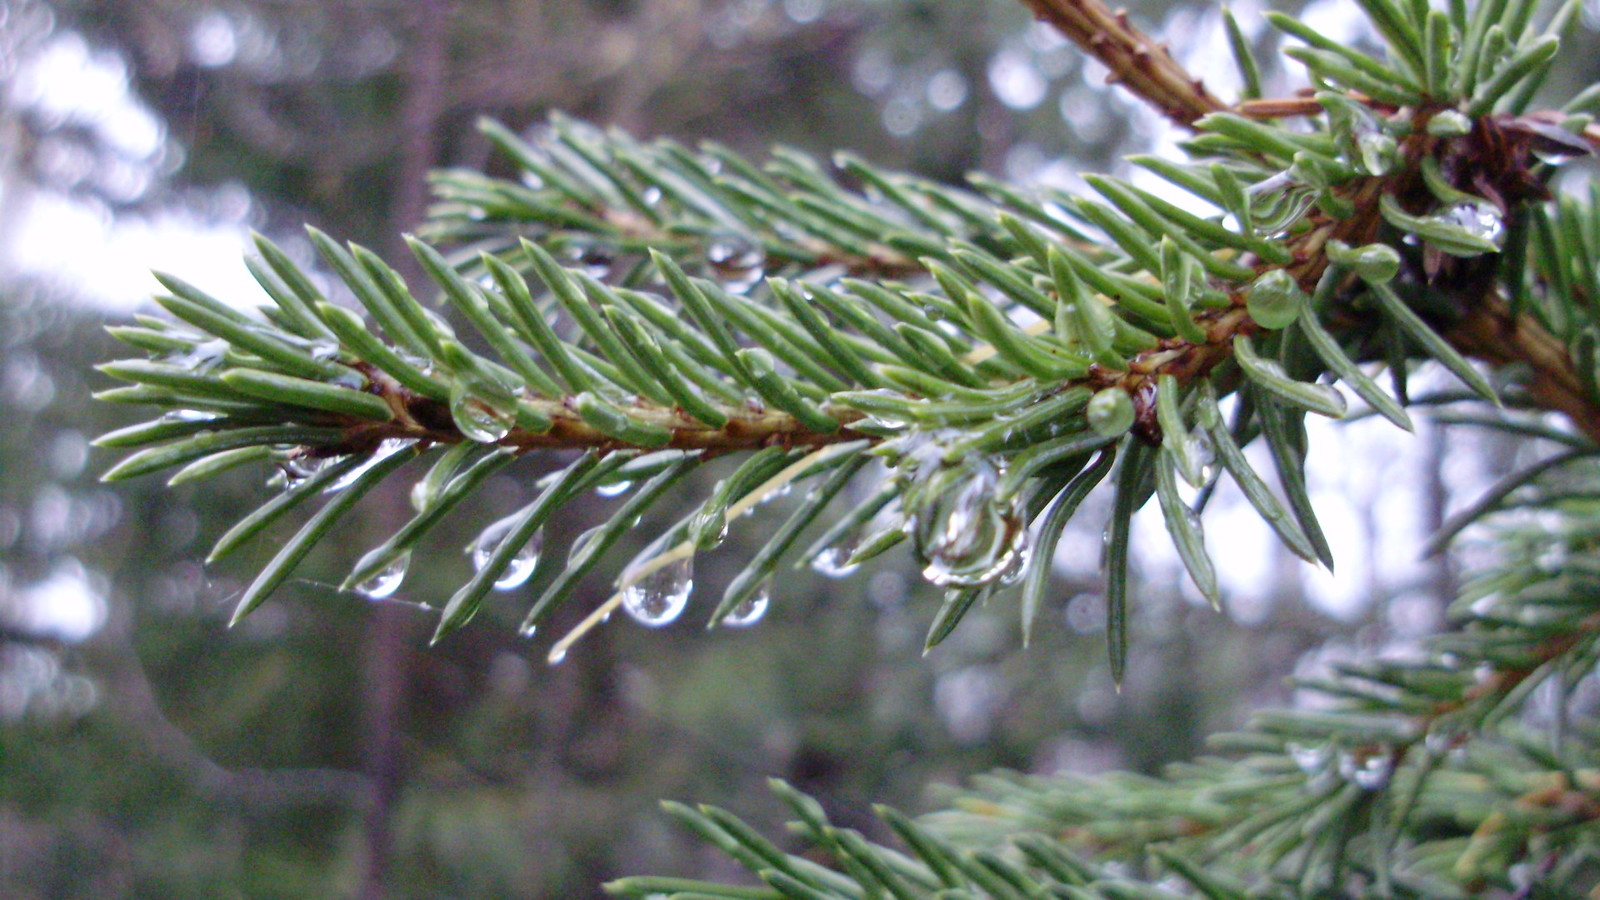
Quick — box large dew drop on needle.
[622,556,694,627]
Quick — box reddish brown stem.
[1015,0,1225,129]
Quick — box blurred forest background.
[1,0,1596,897]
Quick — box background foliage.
[5,0,1600,898]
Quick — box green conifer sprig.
[90,0,1600,892]
[604,504,1600,897]
[94,0,1599,667]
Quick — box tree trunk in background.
[389,0,457,270]
[359,3,455,895]
[358,603,409,900]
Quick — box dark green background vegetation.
[5,1,1595,896]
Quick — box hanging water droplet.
[641,186,664,207]
[1423,727,1459,755]
[1087,387,1135,439]
[1245,269,1306,330]
[706,234,766,293]
[723,579,771,627]
[917,461,1027,588]
[175,338,229,372]
[449,384,514,443]
[410,479,437,512]
[689,506,730,550]
[165,409,218,423]
[1250,188,1318,239]
[271,454,329,489]
[329,369,366,390]
[864,413,910,433]
[326,439,415,493]
[1168,430,1213,490]
[812,542,861,578]
[468,515,543,590]
[999,535,1031,585]
[1439,201,1505,247]
[622,556,694,627]
[1338,748,1394,790]
[1355,130,1397,176]
[595,480,633,498]
[568,525,604,563]
[564,244,615,279]
[548,644,568,664]
[307,339,342,362]
[355,552,410,600]
[1521,118,1595,166]
[517,621,537,638]
[1426,110,1472,137]
[1329,241,1402,284]
[1188,426,1217,486]
[1532,143,1585,166]
[1288,742,1330,775]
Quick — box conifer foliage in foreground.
[95,0,1600,893]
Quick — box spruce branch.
[1015,0,1226,129]
[88,0,1600,893]
[605,505,1600,898]
[94,0,1600,669]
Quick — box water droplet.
[723,580,771,627]
[864,413,910,433]
[916,461,1027,588]
[1521,118,1594,165]
[1338,748,1394,791]
[999,536,1031,585]
[1332,242,1402,284]
[517,621,537,638]
[355,552,409,599]
[622,556,694,627]
[812,543,860,578]
[595,480,633,498]
[706,234,765,293]
[1288,742,1330,775]
[469,515,543,591]
[1355,131,1397,176]
[641,186,663,207]
[1168,427,1215,490]
[450,384,515,443]
[326,439,415,493]
[307,339,341,362]
[1188,427,1217,486]
[564,244,615,279]
[689,507,730,550]
[568,526,604,562]
[272,454,330,489]
[548,644,568,664]
[1439,201,1505,246]
[1245,269,1306,330]
[1533,144,1585,166]
[165,409,218,423]
[410,479,437,512]
[329,369,365,390]
[1247,180,1319,239]
[1087,387,1135,439]
[174,338,229,371]
[1423,727,1460,755]
[1426,110,1472,137]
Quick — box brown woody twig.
[1016,0,1225,129]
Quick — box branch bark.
[1015,0,1225,129]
